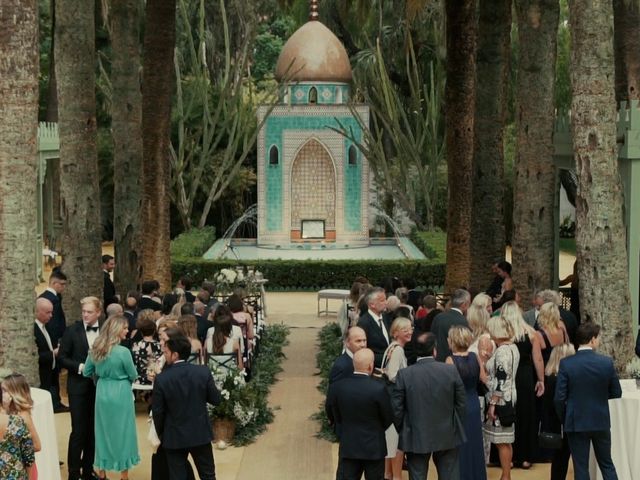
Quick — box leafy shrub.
[172,258,445,291]
[410,229,447,262]
[170,226,216,258]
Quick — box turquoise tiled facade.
[280,83,351,105]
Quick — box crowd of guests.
[5,255,259,480]
[326,265,623,480]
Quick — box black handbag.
[495,401,516,427]
[538,423,563,449]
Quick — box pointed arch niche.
[290,138,336,241]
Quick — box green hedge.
[170,226,216,258]
[172,258,445,290]
[410,229,447,263]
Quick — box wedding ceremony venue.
[2,0,640,480]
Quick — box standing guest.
[394,288,414,320]
[403,278,422,313]
[381,318,412,480]
[83,315,140,480]
[491,260,513,306]
[467,292,493,353]
[523,290,544,328]
[445,327,487,480]
[543,343,575,480]
[431,288,471,362]
[537,290,579,347]
[59,296,103,480]
[340,281,363,333]
[152,335,222,480]
[193,300,208,344]
[484,315,519,480]
[0,390,35,480]
[34,297,58,394]
[358,287,391,368]
[102,254,118,310]
[38,267,68,413]
[485,259,504,302]
[105,303,123,319]
[554,323,621,480]
[537,302,569,365]
[139,281,162,312]
[325,348,394,480]
[406,295,440,365]
[392,332,467,480]
[124,293,139,339]
[329,326,367,385]
[131,313,163,385]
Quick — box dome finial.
[309,0,319,21]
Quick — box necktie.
[378,317,389,343]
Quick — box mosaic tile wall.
[290,139,336,229]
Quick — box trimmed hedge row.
[172,258,445,291]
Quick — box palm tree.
[141,0,177,291]
[56,0,103,321]
[613,0,640,102]
[469,0,511,290]
[112,0,144,295]
[569,0,634,370]
[0,0,40,382]
[511,0,559,305]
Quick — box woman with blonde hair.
[178,314,203,364]
[484,315,519,480]
[84,315,140,480]
[501,300,544,470]
[0,375,35,480]
[536,302,569,365]
[543,343,575,480]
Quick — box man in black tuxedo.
[153,334,221,480]
[329,326,367,385]
[357,287,391,368]
[34,298,58,393]
[554,323,621,480]
[430,289,470,361]
[59,296,102,480]
[325,348,394,480]
[392,332,467,480]
[177,276,196,303]
[139,280,162,312]
[38,268,68,412]
[102,254,118,310]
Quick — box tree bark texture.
[444,0,476,292]
[141,0,176,292]
[45,0,58,122]
[569,0,634,370]
[55,0,103,321]
[469,0,511,291]
[511,0,559,305]
[613,0,640,102]
[0,0,40,383]
[112,0,143,296]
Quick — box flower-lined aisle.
[312,322,342,441]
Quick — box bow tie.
[85,325,99,332]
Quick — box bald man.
[34,297,58,394]
[326,348,394,480]
[329,326,367,384]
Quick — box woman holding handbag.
[483,314,520,480]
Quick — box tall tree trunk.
[613,0,640,103]
[56,0,103,321]
[112,0,143,296]
[45,0,58,122]
[0,0,40,383]
[569,0,634,370]
[141,0,176,292]
[469,0,511,290]
[444,0,476,292]
[511,0,559,305]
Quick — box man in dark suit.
[325,348,394,480]
[554,322,621,480]
[34,298,58,393]
[59,296,102,480]
[392,332,466,480]
[139,280,162,312]
[357,287,391,368]
[177,276,196,303]
[38,268,68,412]
[430,289,470,361]
[102,254,118,310]
[153,334,221,480]
[329,326,367,385]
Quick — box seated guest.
[139,281,162,312]
[205,311,243,370]
[161,293,179,317]
[176,276,196,303]
[178,314,203,365]
[193,300,208,343]
[201,282,219,322]
[227,294,255,348]
[132,313,163,384]
[329,326,367,385]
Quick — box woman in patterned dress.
[0,383,35,480]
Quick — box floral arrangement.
[625,357,640,379]
[211,266,263,295]
[207,363,258,427]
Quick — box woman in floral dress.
[0,402,35,479]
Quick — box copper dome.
[274,21,352,83]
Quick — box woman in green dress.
[84,315,140,479]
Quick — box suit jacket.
[139,296,162,312]
[430,309,469,362]
[559,308,578,345]
[523,308,537,328]
[103,271,118,308]
[34,323,55,388]
[325,374,394,460]
[152,361,221,450]
[58,321,96,396]
[38,289,66,346]
[392,357,466,453]
[185,291,196,304]
[329,352,354,385]
[196,314,212,344]
[554,349,621,432]
[358,312,391,367]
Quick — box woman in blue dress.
[84,315,140,479]
[446,326,487,480]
